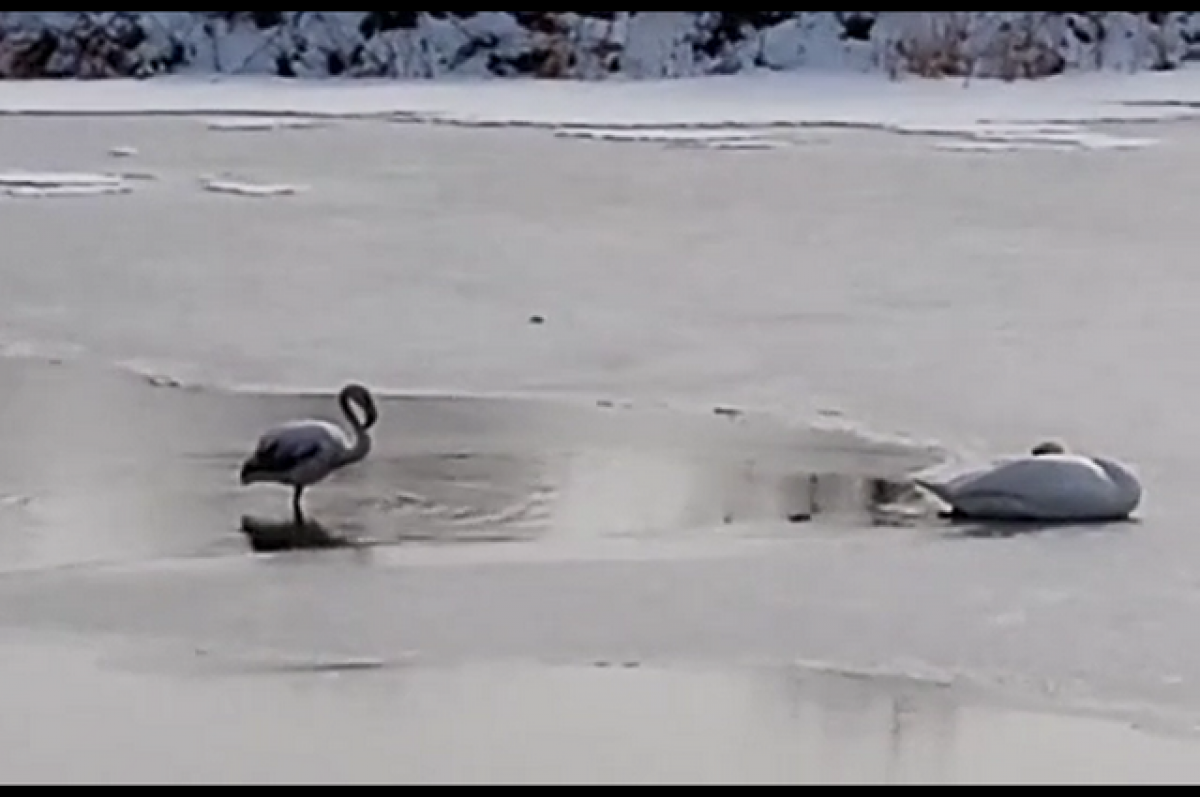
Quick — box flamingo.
[239,383,379,523]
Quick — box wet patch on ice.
[235,413,943,554]
[0,495,33,514]
[107,171,158,183]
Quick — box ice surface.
[0,69,1198,153]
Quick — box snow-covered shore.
[1,12,1199,82]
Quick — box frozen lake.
[2,82,1200,782]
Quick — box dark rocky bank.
[1,12,1198,81]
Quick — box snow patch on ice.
[670,139,788,152]
[929,123,1158,153]
[552,127,799,152]
[200,176,306,198]
[0,171,133,198]
[0,337,86,364]
[554,128,766,144]
[0,171,126,188]
[205,116,327,132]
[934,141,1038,154]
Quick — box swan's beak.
[239,462,255,486]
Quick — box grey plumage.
[240,383,379,523]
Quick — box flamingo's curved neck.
[338,393,373,466]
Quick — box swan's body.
[240,384,379,522]
[914,442,1142,523]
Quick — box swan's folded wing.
[914,472,1050,519]
[914,464,1001,502]
[961,456,1101,496]
[939,491,1046,520]
[942,457,1116,520]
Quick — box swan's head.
[1031,440,1067,457]
[339,383,379,430]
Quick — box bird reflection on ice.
[239,515,362,553]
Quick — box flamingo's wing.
[247,423,332,475]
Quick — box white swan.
[913,442,1142,523]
